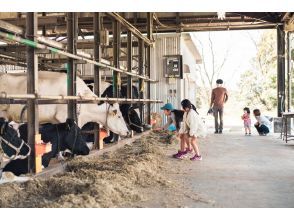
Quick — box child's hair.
[253,109,261,116]
[243,107,250,114]
[181,99,192,109]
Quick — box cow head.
[105,103,129,136]
[0,118,31,171]
[63,119,90,155]
[120,106,143,133]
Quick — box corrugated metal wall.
[150,33,183,125]
[75,34,184,125]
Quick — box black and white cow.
[3,118,89,176]
[0,118,31,178]
[101,84,143,132]
[82,82,144,143]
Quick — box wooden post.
[138,39,145,123]
[112,19,121,98]
[67,12,78,121]
[146,12,153,125]
[94,12,102,149]
[26,12,39,173]
[127,31,133,100]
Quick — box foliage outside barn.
[238,30,277,111]
[192,30,280,124]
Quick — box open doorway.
[191,29,278,131]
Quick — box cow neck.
[70,125,78,155]
[55,124,61,156]
[79,103,110,128]
[0,128,31,166]
[127,107,143,130]
[104,103,111,130]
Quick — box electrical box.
[164,55,183,78]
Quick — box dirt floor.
[1,128,294,208]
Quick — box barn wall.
[150,33,183,125]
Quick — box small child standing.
[174,99,206,161]
[241,107,251,136]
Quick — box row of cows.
[0,71,147,177]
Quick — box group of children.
[160,100,272,162]
[241,107,271,136]
[160,99,206,161]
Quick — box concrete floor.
[165,128,294,207]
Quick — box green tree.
[238,30,277,110]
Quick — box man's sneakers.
[190,154,202,161]
[215,130,222,134]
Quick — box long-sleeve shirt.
[163,112,176,130]
[255,115,271,129]
[210,87,228,108]
[179,109,207,137]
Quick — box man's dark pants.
[213,106,223,132]
[254,124,269,134]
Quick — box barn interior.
[0,12,294,208]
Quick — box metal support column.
[286,32,291,111]
[146,12,153,124]
[127,31,133,100]
[93,13,102,149]
[277,25,286,116]
[112,20,121,98]
[67,12,78,121]
[138,39,145,122]
[26,12,39,173]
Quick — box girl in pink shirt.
[241,107,251,136]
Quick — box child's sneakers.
[185,148,194,154]
[172,148,193,159]
[190,155,202,161]
[172,150,188,159]
[172,150,181,158]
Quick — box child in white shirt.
[175,99,206,161]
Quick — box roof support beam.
[277,25,286,116]
[106,12,153,46]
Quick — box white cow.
[0,71,129,136]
